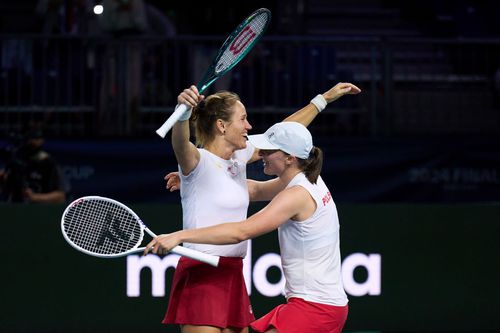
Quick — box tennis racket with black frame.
[61,196,219,266]
[155,8,271,138]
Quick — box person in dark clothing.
[0,129,67,203]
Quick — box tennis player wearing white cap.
[159,82,358,333]
[146,121,349,333]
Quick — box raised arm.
[284,82,361,125]
[171,86,204,175]
[248,82,361,163]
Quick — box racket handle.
[144,227,220,267]
[156,104,190,138]
[170,245,220,267]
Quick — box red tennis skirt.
[251,297,348,333]
[162,256,254,329]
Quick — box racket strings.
[216,12,270,73]
[63,199,143,255]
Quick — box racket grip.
[156,104,190,138]
[170,245,220,267]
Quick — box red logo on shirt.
[322,191,332,206]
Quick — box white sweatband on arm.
[176,105,192,122]
[310,94,327,112]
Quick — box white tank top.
[179,145,254,257]
[278,173,348,306]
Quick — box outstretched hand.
[164,172,181,192]
[323,82,361,103]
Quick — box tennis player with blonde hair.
[147,121,349,333]
[161,82,359,333]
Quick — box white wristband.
[177,104,192,122]
[310,94,327,112]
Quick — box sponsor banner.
[125,247,382,298]
[2,203,500,332]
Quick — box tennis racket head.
[61,196,145,258]
[197,8,271,92]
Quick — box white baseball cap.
[248,122,313,159]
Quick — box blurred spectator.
[97,0,148,133]
[494,67,500,108]
[140,5,178,108]
[1,40,33,76]
[0,39,33,105]
[99,0,147,37]
[34,0,99,106]
[36,0,97,36]
[0,126,69,203]
[145,3,176,37]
